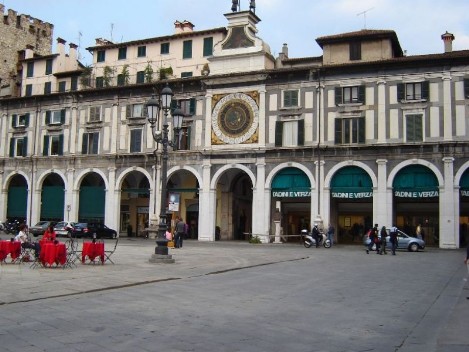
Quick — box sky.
[5,0,469,65]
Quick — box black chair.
[104,237,119,264]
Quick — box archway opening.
[78,173,105,223]
[7,174,28,223]
[40,173,65,222]
[121,171,150,237]
[459,168,469,247]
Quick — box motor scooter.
[302,229,331,248]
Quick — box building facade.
[1,5,469,248]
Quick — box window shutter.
[421,81,429,100]
[126,105,131,118]
[275,121,283,147]
[415,115,423,141]
[12,114,17,128]
[9,138,15,157]
[358,117,365,143]
[464,79,469,98]
[82,133,89,154]
[335,119,342,144]
[22,137,28,156]
[335,87,342,105]
[135,129,142,152]
[45,111,51,125]
[203,37,213,56]
[43,135,50,156]
[60,109,66,124]
[25,113,30,127]
[358,86,366,104]
[92,133,99,154]
[171,100,178,113]
[189,98,196,115]
[397,83,405,101]
[58,135,64,155]
[291,91,299,107]
[297,120,305,146]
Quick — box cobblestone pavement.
[0,235,468,351]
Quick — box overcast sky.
[5,0,469,65]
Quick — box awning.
[272,167,310,198]
[460,169,469,197]
[393,165,439,198]
[330,166,372,199]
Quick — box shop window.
[275,119,305,147]
[335,117,365,145]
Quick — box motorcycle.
[3,219,20,234]
[302,229,331,248]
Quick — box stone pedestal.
[147,226,175,263]
[274,220,281,243]
[149,253,175,264]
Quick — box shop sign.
[461,190,469,197]
[394,190,439,198]
[272,191,311,198]
[168,193,180,211]
[331,192,372,199]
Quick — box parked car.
[29,221,57,237]
[73,222,118,239]
[363,228,425,252]
[54,221,78,237]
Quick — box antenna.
[110,23,114,41]
[77,31,83,61]
[357,7,374,29]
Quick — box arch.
[35,169,67,189]
[211,164,256,190]
[454,161,469,187]
[324,160,377,189]
[115,167,152,191]
[387,159,443,189]
[73,168,109,190]
[3,171,31,191]
[265,162,315,190]
[168,165,203,190]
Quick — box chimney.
[174,20,194,34]
[69,43,78,61]
[279,43,288,60]
[57,37,66,56]
[441,31,455,53]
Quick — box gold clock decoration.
[211,92,259,144]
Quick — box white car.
[53,221,77,237]
[363,228,425,252]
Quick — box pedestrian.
[42,225,57,242]
[327,223,335,246]
[174,217,185,248]
[416,224,422,239]
[366,223,379,254]
[389,225,398,255]
[379,226,387,255]
[312,224,321,248]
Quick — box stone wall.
[0,4,53,95]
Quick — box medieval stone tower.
[0,4,53,97]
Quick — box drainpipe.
[314,68,324,230]
[29,98,40,226]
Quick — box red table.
[40,242,67,266]
[82,242,105,264]
[0,240,21,262]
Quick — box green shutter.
[275,121,283,147]
[45,111,51,125]
[25,113,30,127]
[22,137,28,156]
[397,83,405,101]
[335,87,342,105]
[82,133,88,154]
[43,135,49,156]
[60,109,66,124]
[12,114,17,128]
[40,186,65,219]
[203,37,213,56]
[126,105,131,118]
[189,98,196,115]
[298,120,305,146]
[421,81,429,100]
[464,79,469,98]
[7,186,28,218]
[183,40,192,59]
[335,119,342,144]
[92,133,99,154]
[9,138,15,157]
[358,86,366,104]
[79,186,105,220]
[358,117,365,143]
[58,135,64,155]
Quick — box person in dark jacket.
[389,226,398,255]
[366,224,379,254]
[379,226,387,255]
[312,224,321,248]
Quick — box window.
[25,84,32,96]
[172,98,196,116]
[397,82,429,101]
[275,120,305,147]
[117,74,125,86]
[118,47,127,60]
[335,86,365,105]
[44,82,52,95]
[350,42,361,61]
[96,76,104,88]
[137,46,146,57]
[126,104,145,119]
[177,126,191,151]
[89,106,102,122]
[464,79,469,98]
[11,113,30,128]
[26,62,34,77]
[130,129,142,152]
[82,132,99,154]
[97,50,106,62]
[203,37,214,56]
[181,72,193,78]
[160,42,170,54]
[71,76,78,91]
[405,114,423,142]
[334,117,365,145]
[136,71,145,84]
[9,137,28,157]
[45,109,65,125]
[43,135,63,156]
[45,59,53,74]
[183,40,192,59]
[58,81,66,92]
[283,90,299,108]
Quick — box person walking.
[379,226,387,255]
[327,223,335,247]
[366,223,379,254]
[389,225,398,255]
[416,224,422,239]
[174,217,185,248]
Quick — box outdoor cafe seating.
[0,239,21,263]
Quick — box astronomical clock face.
[211,93,259,144]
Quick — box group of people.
[366,223,398,255]
[14,223,58,259]
[165,217,189,248]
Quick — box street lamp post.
[146,86,184,260]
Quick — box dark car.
[74,222,118,239]
[29,221,56,237]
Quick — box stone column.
[198,162,212,241]
[440,157,457,248]
[375,159,388,226]
[442,75,452,141]
[377,79,387,143]
[252,158,267,242]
